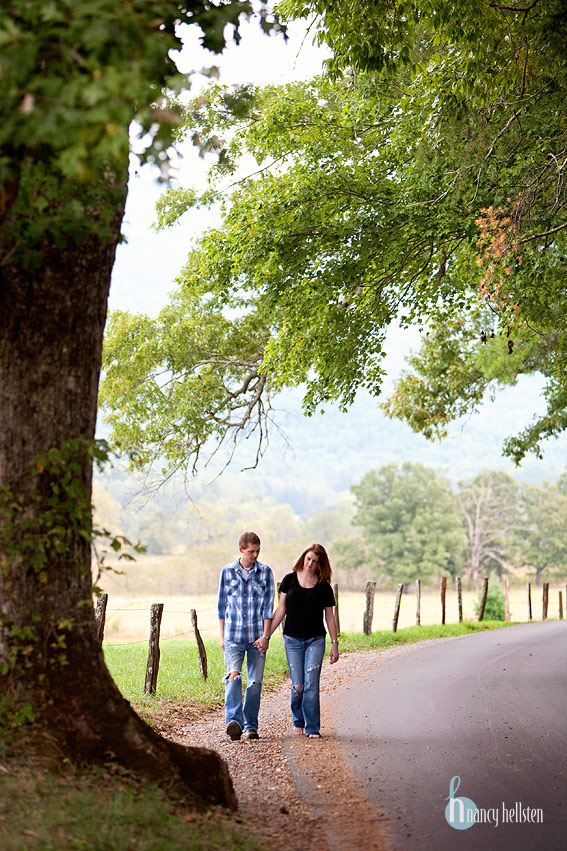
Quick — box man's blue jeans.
[284,635,326,736]
[223,640,266,731]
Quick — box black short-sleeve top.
[279,572,336,639]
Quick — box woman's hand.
[254,635,270,652]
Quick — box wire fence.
[96,578,567,693]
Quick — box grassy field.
[101,582,564,645]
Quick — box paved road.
[330,622,567,850]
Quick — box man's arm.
[255,590,286,650]
[217,567,227,651]
[262,568,276,619]
[255,567,276,652]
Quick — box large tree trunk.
[0,192,235,809]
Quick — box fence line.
[95,578,567,692]
[106,606,217,615]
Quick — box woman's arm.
[324,607,339,664]
[268,592,287,635]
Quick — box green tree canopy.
[350,462,466,583]
[456,470,521,584]
[102,2,567,471]
[517,481,567,582]
[280,0,567,85]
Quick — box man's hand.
[330,644,339,664]
[254,635,269,652]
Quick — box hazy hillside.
[94,368,567,569]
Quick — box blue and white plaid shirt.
[217,558,275,644]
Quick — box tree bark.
[0,190,235,809]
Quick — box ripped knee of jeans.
[306,662,321,673]
[293,683,303,692]
[224,670,241,683]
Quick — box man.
[217,531,275,741]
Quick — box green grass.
[104,637,290,708]
[0,766,259,851]
[339,620,519,652]
[104,621,518,709]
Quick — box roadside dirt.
[154,647,415,851]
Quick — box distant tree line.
[95,461,567,590]
[334,463,567,587]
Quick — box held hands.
[254,635,270,652]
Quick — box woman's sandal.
[307,733,322,739]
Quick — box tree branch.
[488,1,541,13]
[518,221,567,244]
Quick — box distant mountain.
[97,373,566,520]
[210,376,565,514]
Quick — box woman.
[261,543,339,738]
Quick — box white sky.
[110,14,329,316]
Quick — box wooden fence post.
[144,603,163,695]
[392,584,404,633]
[440,576,447,625]
[478,577,489,622]
[416,578,421,627]
[191,609,208,680]
[363,581,376,635]
[542,582,549,620]
[527,582,532,621]
[504,577,510,622]
[94,592,108,646]
[333,583,340,635]
[456,577,463,623]
[559,591,564,621]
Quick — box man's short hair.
[239,531,261,549]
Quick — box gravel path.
[156,646,420,850]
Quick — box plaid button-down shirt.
[217,558,275,644]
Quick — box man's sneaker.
[226,721,242,741]
[242,729,259,741]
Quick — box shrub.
[475,579,506,621]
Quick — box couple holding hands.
[217,531,339,741]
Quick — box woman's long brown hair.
[292,543,332,584]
